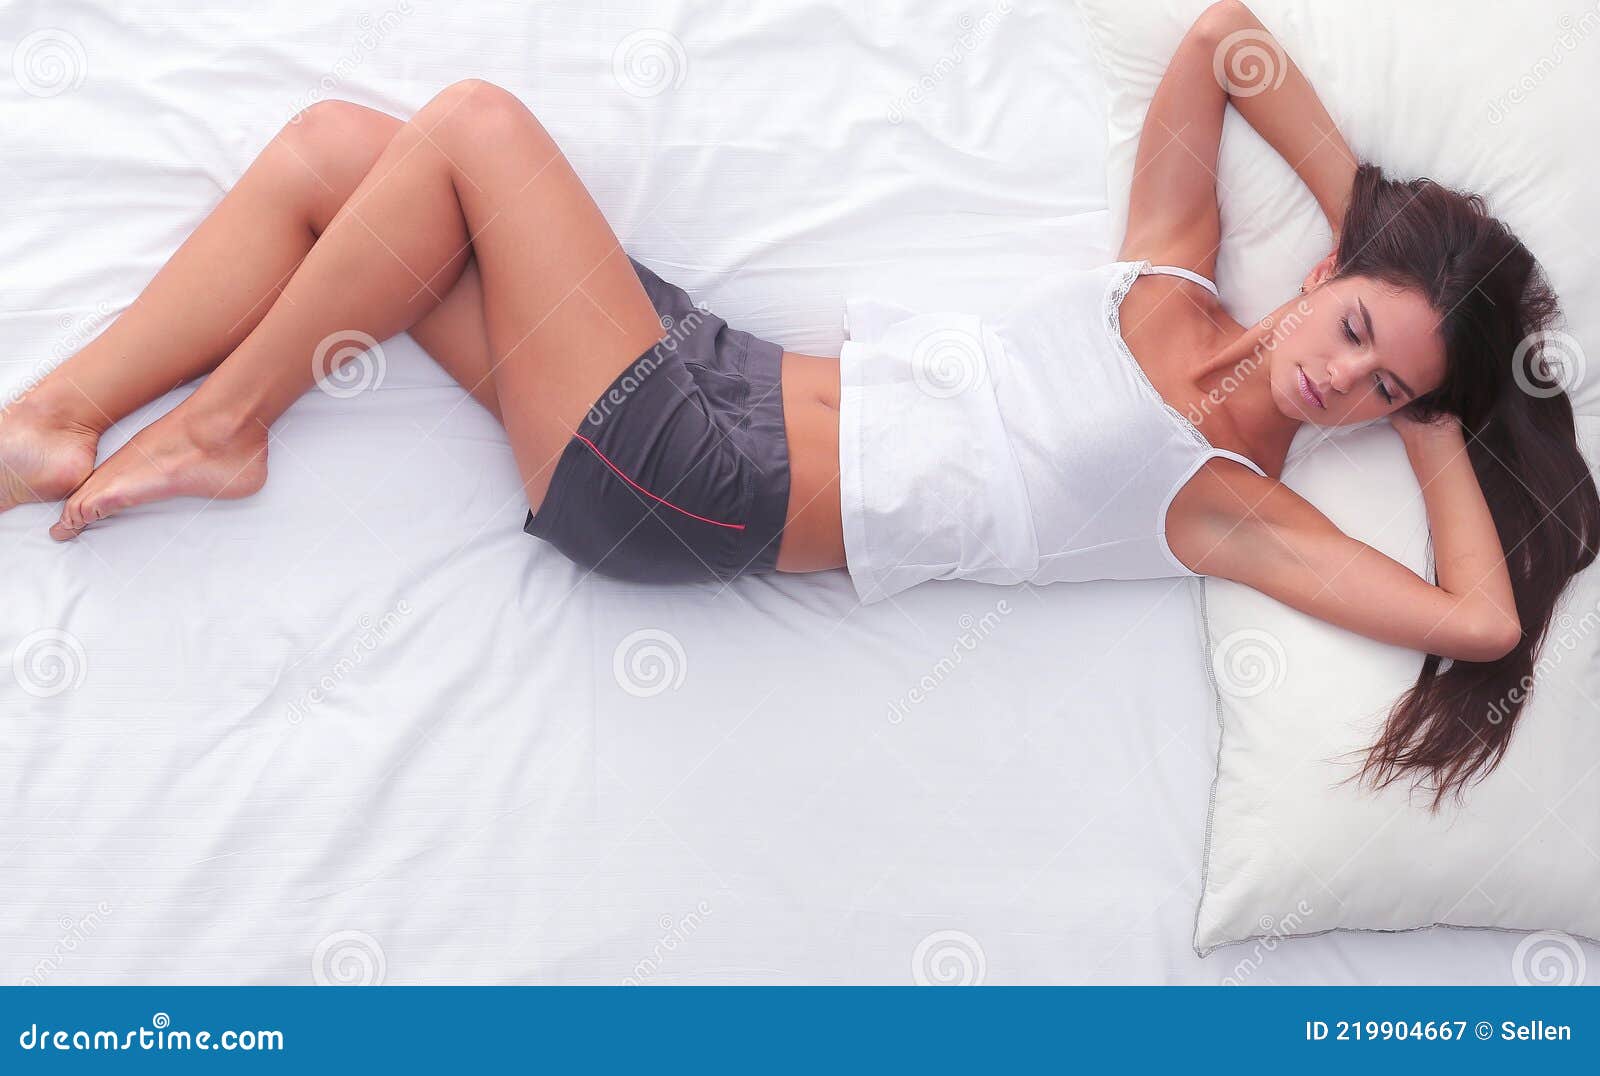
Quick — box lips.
[1297,366,1326,410]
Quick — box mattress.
[0,0,1533,983]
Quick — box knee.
[433,78,522,113]
[427,79,538,144]
[277,100,401,177]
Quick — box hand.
[1391,408,1462,452]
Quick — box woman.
[1,2,1595,804]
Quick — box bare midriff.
[774,352,846,572]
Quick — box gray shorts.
[522,257,791,583]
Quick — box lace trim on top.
[1104,261,1214,453]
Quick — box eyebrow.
[1357,298,1376,346]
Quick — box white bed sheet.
[0,0,1554,984]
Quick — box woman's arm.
[1120,0,1359,272]
[1392,412,1522,648]
[1180,428,1522,663]
[1207,1,1358,234]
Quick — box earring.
[1299,284,1306,294]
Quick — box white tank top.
[837,259,1268,604]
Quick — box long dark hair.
[1333,164,1600,809]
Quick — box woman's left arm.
[1180,423,1522,663]
[1392,412,1522,647]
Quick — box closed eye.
[1344,315,1395,403]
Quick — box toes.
[50,475,134,539]
[51,487,95,540]
[50,502,84,541]
[49,511,83,540]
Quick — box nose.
[1324,354,1375,396]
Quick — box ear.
[1302,252,1338,292]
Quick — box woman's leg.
[51,79,662,539]
[1,100,502,514]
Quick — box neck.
[1187,305,1305,468]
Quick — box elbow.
[1486,619,1524,662]
[1455,615,1523,664]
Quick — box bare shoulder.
[1116,274,1232,356]
[1116,275,1248,442]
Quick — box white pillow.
[1075,0,1600,959]
[1197,417,1600,957]
[1198,416,1600,956]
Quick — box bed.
[2,0,1579,984]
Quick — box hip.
[523,257,793,584]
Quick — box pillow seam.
[1192,576,1230,958]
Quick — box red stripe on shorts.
[572,432,746,531]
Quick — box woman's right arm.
[1119,1,1359,276]
[1203,0,1359,237]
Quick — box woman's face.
[1268,267,1448,427]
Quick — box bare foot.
[49,407,269,540]
[0,399,101,513]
